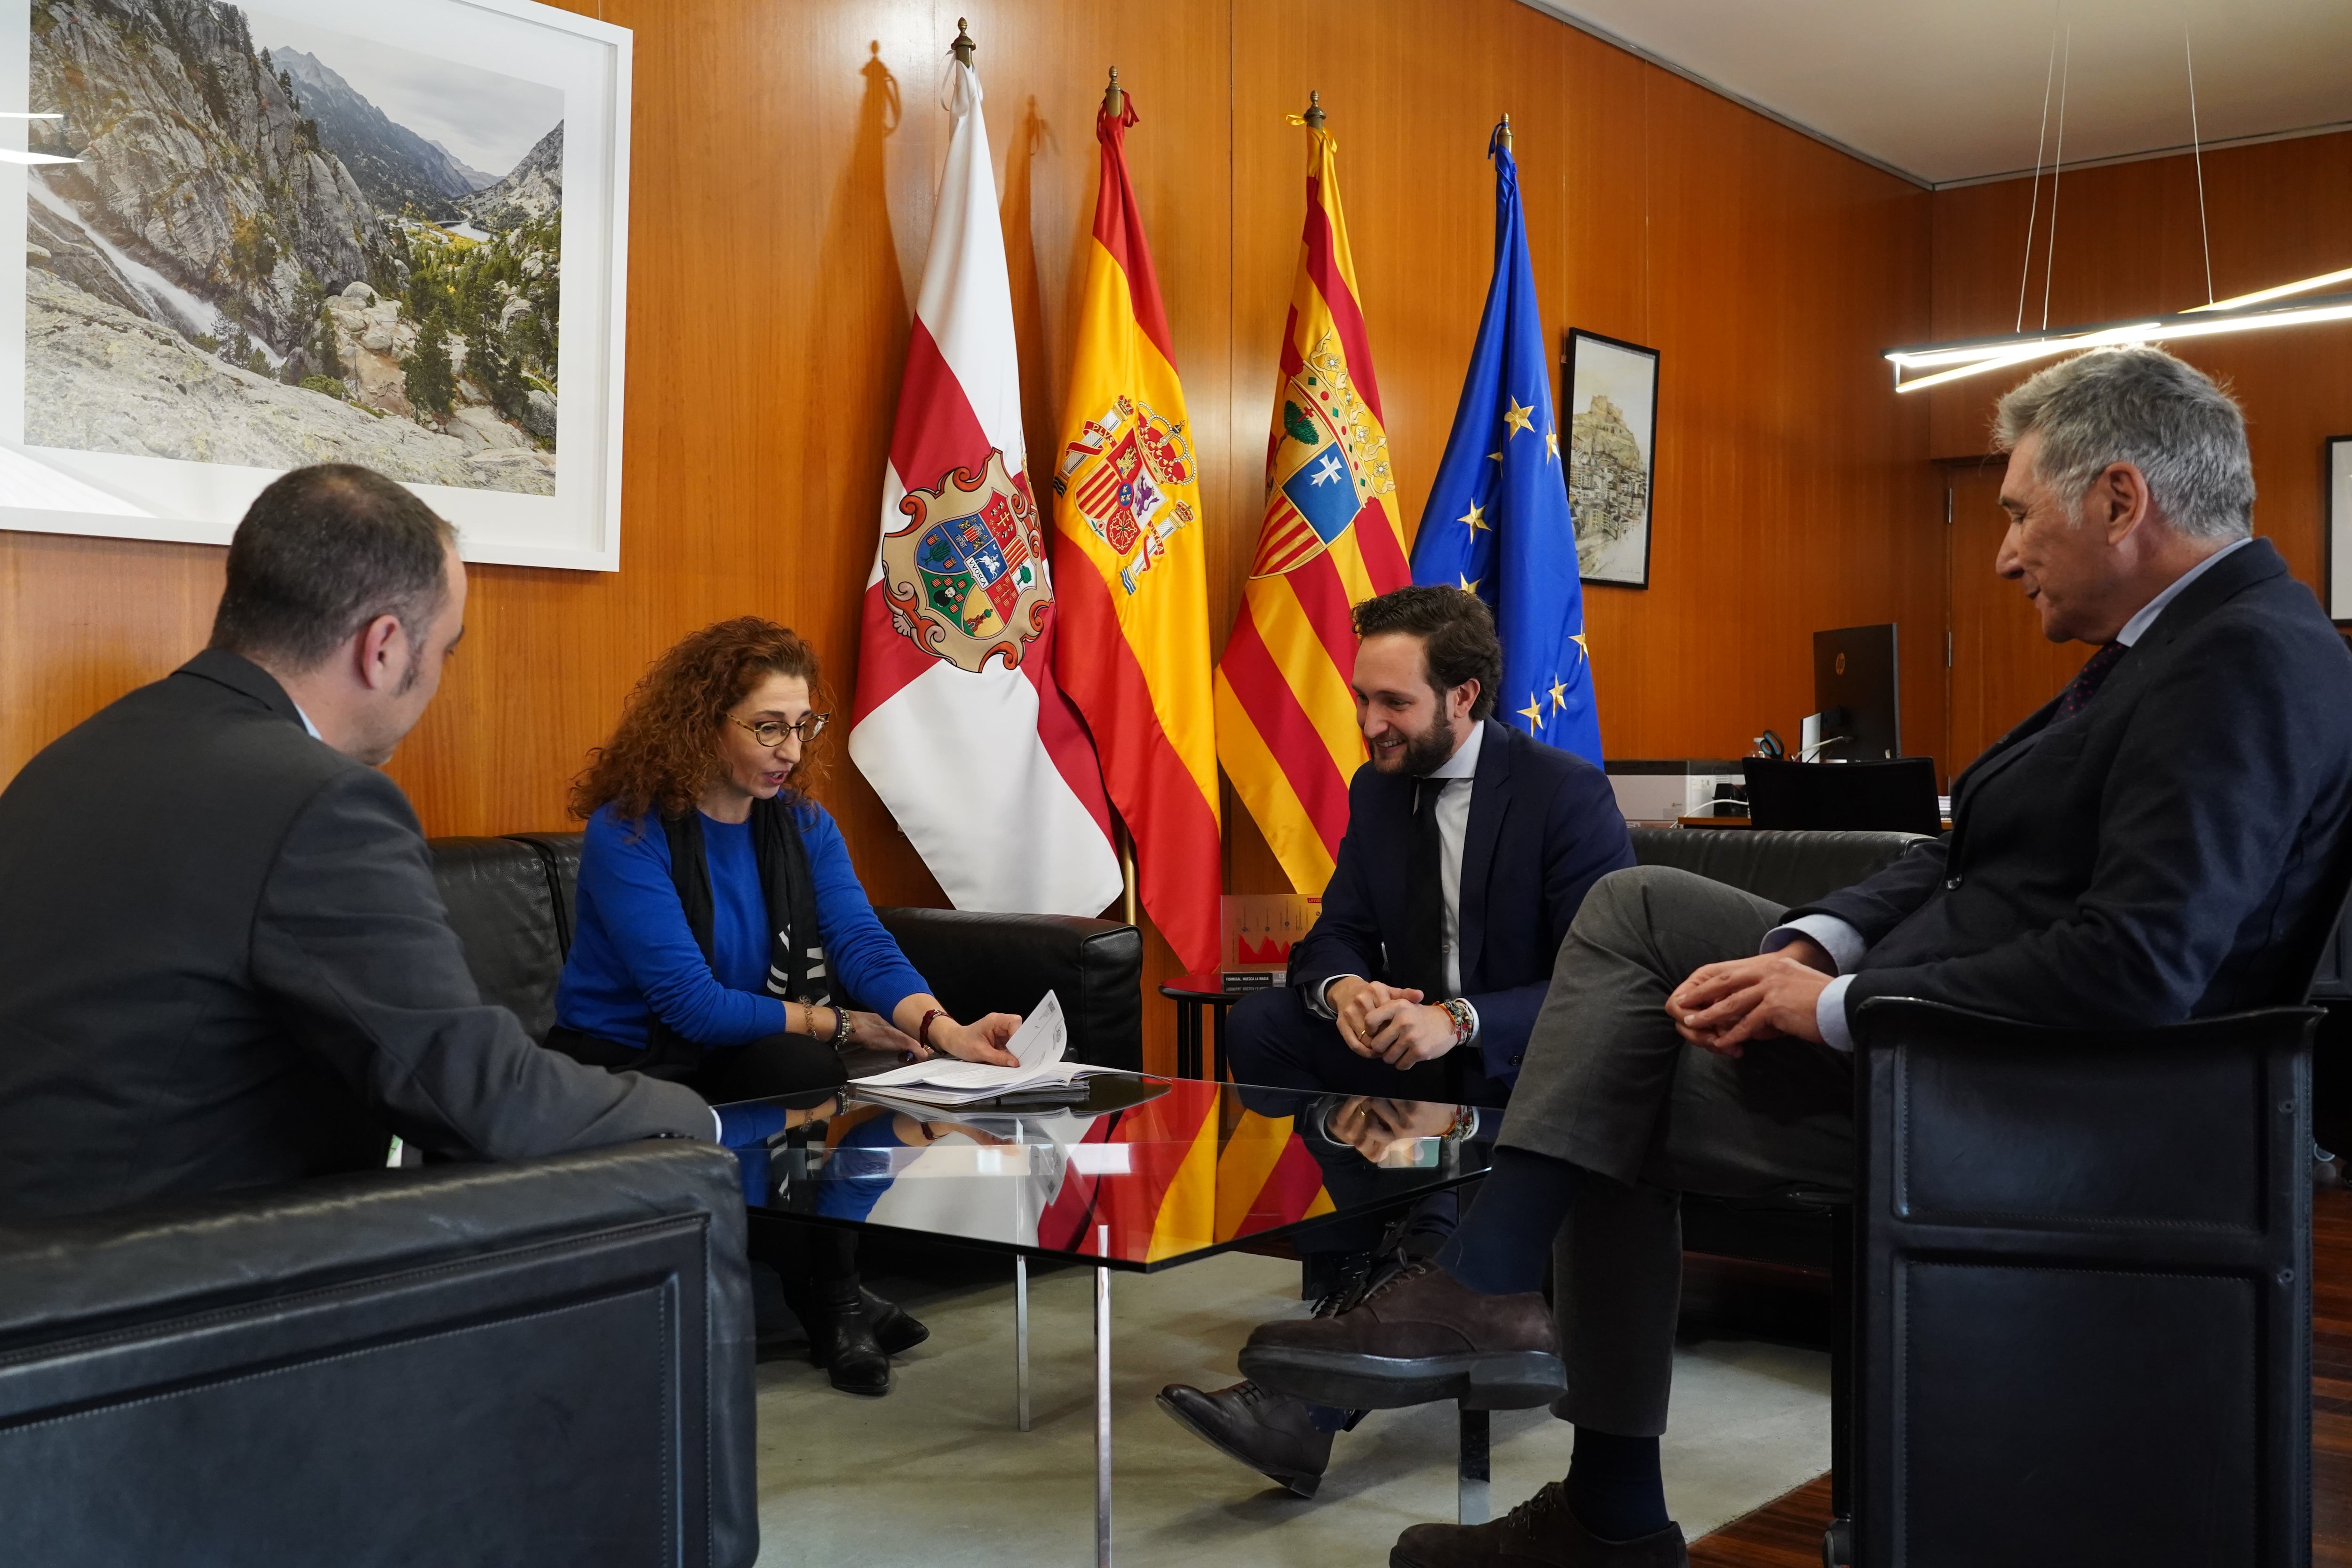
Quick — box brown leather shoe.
[1155,1379,1333,1496]
[1391,1481,1688,1568]
[1238,1259,1564,1410]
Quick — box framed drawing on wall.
[2330,436,2352,625]
[1562,328,1658,588]
[0,0,629,570]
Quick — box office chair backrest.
[1742,756,1941,838]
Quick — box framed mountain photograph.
[1562,328,1658,588]
[0,0,629,569]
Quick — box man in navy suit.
[1242,346,2352,1568]
[1159,584,1633,1497]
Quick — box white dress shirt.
[1766,537,2255,1050]
[1314,721,1485,1039]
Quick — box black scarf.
[652,796,831,1071]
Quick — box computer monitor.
[1812,623,1900,762]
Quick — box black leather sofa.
[0,1141,758,1568]
[439,831,1146,1070]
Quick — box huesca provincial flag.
[848,50,1123,916]
[1214,109,1411,895]
[1049,90,1221,973]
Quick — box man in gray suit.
[0,464,713,1219]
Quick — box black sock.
[1563,1426,1668,1542]
[1433,1144,1580,1294]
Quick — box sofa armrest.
[876,907,1143,1071]
[1629,826,1926,907]
[0,1142,756,1568]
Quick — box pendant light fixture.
[1881,22,2347,393]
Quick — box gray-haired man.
[1239,346,2352,1568]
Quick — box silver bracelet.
[827,1003,853,1051]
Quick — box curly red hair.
[572,618,832,823]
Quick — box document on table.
[851,991,1115,1106]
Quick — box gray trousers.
[1496,865,1857,1437]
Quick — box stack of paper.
[851,992,1117,1106]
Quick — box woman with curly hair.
[550,616,1021,1396]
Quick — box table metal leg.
[1095,1226,1113,1567]
[1457,1406,1490,1526]
[1176,1000,1199,1080]
[1210,1003,1228,1082]
[1015,1254,1031,1434]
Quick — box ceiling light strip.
[1887,292,2352,393]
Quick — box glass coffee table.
[722,1073,1504,1565]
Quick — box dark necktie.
[2054,640,2129,722]
[1395,778,1447,1000]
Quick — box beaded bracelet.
[1438,997,1476,1048]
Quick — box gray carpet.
[753,1250,1828,1564]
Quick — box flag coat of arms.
[1214,112,1411,895]
[1049,92,1222,975]
[1411,123,1602,763]
[848,55,1122,916]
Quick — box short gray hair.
[1992,346,2253,541]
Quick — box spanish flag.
[1050,88,1222,974]
[1214,105,1410,894]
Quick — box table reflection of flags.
[817,1089,1342,1263]
[1409,120,1602,764]
[1037,1100,1334,1260]
[1215,101,1411,896]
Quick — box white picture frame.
[0,0,629,571]
[1562,327,1658,589]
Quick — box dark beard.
[1402,711,1458,776]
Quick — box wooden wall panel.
[0,0,1938,1072]
[1928,131,2352,774]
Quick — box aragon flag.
[1049,87,1221,975]
[1213,103,1411,895]
[848,47,1122,917]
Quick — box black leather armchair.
[1850,999,2315,1568]
[0,1141,758,1568]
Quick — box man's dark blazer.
[1792,538,2352,1028]
[1288,717,1635,1085]
[0,650,710,1219]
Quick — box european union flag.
[1410,121,1601,765]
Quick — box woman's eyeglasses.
[731,714,830,747]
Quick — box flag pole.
[1498,111,1512,152]
[1103,66,1122,117]
[1117,821,1139,929]
[1301,89,1324,129]
[950,16,975,65]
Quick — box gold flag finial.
[1104,66,1122,117]
[1499,112,1513,152]
[1302,89,1325,130]
[950,17,975,66]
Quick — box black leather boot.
[861,1286,930,1357]
[808,1276,891,1396]
[762,1220,893,1394]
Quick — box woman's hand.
[926,1011,1022,1067]
[839,1009,922,1057]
